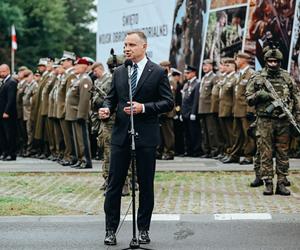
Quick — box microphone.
[124,59,133,79]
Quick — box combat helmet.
[107,48,125,73]
[264,48,283,61]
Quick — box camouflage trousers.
[98,123,133,182]
[256,117,290,182]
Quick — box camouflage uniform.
[93,73,113,180]
[246,49,300,195]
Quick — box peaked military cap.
[160,61,171,67]
[184,65,197,72]
[171,68,182,76]
[37,58,48,66]
[236,51,251,60]
[82,56,95,65]
[60,50,76,61]
[203,59,213,65]
[75,58,89,65]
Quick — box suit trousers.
[0,118,17,157]
[60,119,75,161]
[104,141,156,232]
[183,117,202,155]
[71,120,92,165]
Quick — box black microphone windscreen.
[124,59,133,68]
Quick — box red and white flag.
[11,25,17,51]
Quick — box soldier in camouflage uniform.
[92,62,113,190]
[94,56,131,195]
[246,48,300,195]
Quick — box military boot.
[263,179,273,195]
[282,176,291,187]
[250,176,264,187]
[275,182,291,196]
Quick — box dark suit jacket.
[104,60,174,147]
[181,78,200,119]
[0,75,18,118]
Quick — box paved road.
[0,215,299,250]
[1,157,300,172]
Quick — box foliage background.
[0,0,96,70]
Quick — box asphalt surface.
[0,215,299,250]
[1,157,300,172]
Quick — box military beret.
[236,52,251,60]
[75,58,89,65]
[184,65,197,72]
[203,59,213,65]
[171,68,182,76]
[60,50,76,61]
[82,56,95,65]
[160,61,171,67]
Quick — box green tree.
[0,0,96,70]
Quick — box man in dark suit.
[99,31,173,246]
[0,64,18,160]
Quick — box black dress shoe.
[70,161,82,168]
[162,155,174,160]
[139,230,150,244]
[80,162,93,169]
[223,156,239,164]
[104,230,117,246]
[0,154,7,160]
[3,155,16,161]
[239,159,253,165]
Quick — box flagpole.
[11,25,17,74]
[11,46,15,74]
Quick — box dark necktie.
[131,64,138,95]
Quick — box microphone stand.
[122,63,152,250]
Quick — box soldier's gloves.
[257,89,272,101]
[173,115,178,120]
[190,114,196,121]
[179,115,183,122]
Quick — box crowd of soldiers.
[161,47,300,196]
[1,44,299,197]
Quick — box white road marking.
[214,213,272,220]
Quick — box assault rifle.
[264,78,300,135]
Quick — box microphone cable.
[106,199,133,250]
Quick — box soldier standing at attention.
[181,65,201,157]
[224,52,256,164]
[218,58,237,163]
[158,61,176,160]
[197,59,219,158]
[65,58,93,169]
[246,48,300,195]
[57,51,77,166]
[22,70,38,157]
[210,59,226,159]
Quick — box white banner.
[97,0,176,65]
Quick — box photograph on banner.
[210,0,247,10]
[290,2,300,84]
[169,0,208,72]
[244,0,296,70]
[203,6,247,70]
